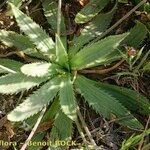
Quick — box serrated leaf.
[96,50,122,66]
[121,129,150,150]
[56,34,68,68]
[50,110,73,142]
[42,98,60,122]
[28,132,46,150]
[25,98,60,129]
[70,4,117,55]
[59,75,77,120]
[21,62,61,77]
[71,33,128,70]
[28,100,60,150]
[0,30,44,59]
[42,0,66,33]
[0,30,35,51]
[42,0,67,50]
[7,77,61,121]
[9,3,55,57]
[121,21,147,48]
[0,73,46,94]
[75,75,143,129]
[143,62,150,71]
[88,79,150,115]
[0,58,23,73]
[75,0,110,24]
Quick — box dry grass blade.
[20,107,47,150]
[138,116,150,150]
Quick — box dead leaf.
[0,116,7,128]
[79,0,89,7]
[4,121,15,139]
[35,121,53,134]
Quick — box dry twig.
[20,107,47,150]
[80,60,124,75]
[138,116,150,150]
[77,108,98,148]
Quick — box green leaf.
[71,33,128,70]
[42,0,66,33]
[70,4,117,55]
[0,30,34,51]
[134,0,144,11]
[8,0,22,7]
[28,132,46,150]
[7,77,61,121]
[75,0,110,24]
[95,50,122,66]
[118,0,128,3]
[121,21,147,48]
[28,99,60,150]
[75,75,143,129]
[42,98,60,122]
[59,75,77,120]
[0,30,46,59]
[113,21,148,64]
[0,58,23,73]
[0,73,46,94]
[43,0,67,50]
[50,110,73,142]
[143,62,150,71]
[9,3,55,57]
[121,129,150,150]
[144,2,150,13]
[21,62,60,77]
[55,34,68,68]
[92,81,150,115]
[0,68,5,74]
[25,98,60,129]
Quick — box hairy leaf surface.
[7,77,61,121]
